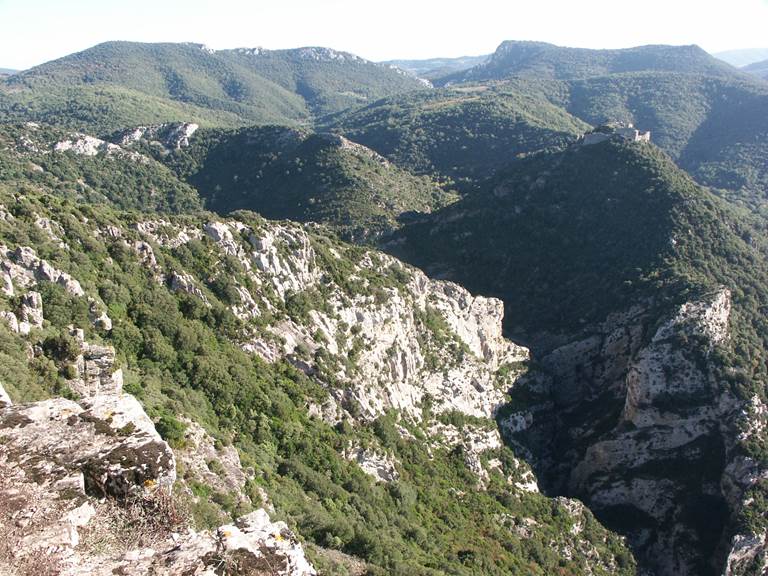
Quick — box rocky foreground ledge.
[0,382,316,576]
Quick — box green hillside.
[0,41,427,133]
[438,41,741,84]
[390,139,768,572]
[393,139,768,351]
[132,125,456,242]
[744,59,768,80]
[222,46,429,117]
[499,73,768,211]
[328,86,589,192]
[0,123,201,213]
[0,134,635,576]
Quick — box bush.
[155,414,187,448]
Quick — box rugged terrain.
[116,123,456,242]
[391,139,768,575]
[0,126,635,574]
[1,36,768,576]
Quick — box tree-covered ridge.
[744,59,768,80]
[0,41,427,133]
[221,46,429,118]
[0,168,635,575]
[327,85,589,192]
[468,72,768,212]
[0,123,201,213]
[393,140,768,360]
[438,41,745,84]
[124,124,456,243]
[389,139,768,569]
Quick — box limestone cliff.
[501,289,768,575]
[0,197,636,573]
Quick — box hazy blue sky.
[1,0,768,69]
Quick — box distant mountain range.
[0,41,427,132]
[714,47,768,67]
[744,58,768,80]
[331,41,768,209]
[435,41,740,84]
[383,55,489,80]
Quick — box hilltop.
[327,85,589,191]
[438,41,742,84]
[0,41,427,133]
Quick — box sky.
[1,0,768,70]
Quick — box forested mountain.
[744,58,768,80]
[438,41,742,84]
[120,123,456,242]
[1,36,768,576]
[327,85,589,191]
[0,42,426,133]
[0,123,201,213]
[329,41,768,210]
[0,122,637,576]
[496,73,768,211]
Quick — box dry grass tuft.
[80,486,191,555]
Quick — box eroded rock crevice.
[501,289,767,575]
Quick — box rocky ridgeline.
[137,217,528,420]
[0,237,317,574]
[502,289,768,576]
[151,217,535,485]
[0,206,634,573]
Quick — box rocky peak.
[114,122,199,150]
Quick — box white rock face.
[53,134,147,163]
[67,335,123,398]
[723,532,768,576]
[169,271,209,304]
[501,288,767,576]
[64,508,316,576]
[0,387,315,576]
[0,382,11,408]
[344,445,399,482]
[147,218,529,423]
[0,393,176,498]
[115,122,199,150]
[2,244,85,296]
[175,418,251,507]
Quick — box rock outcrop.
[501,289,767,576]
[115,122,199,150]
[0,382,316,576]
